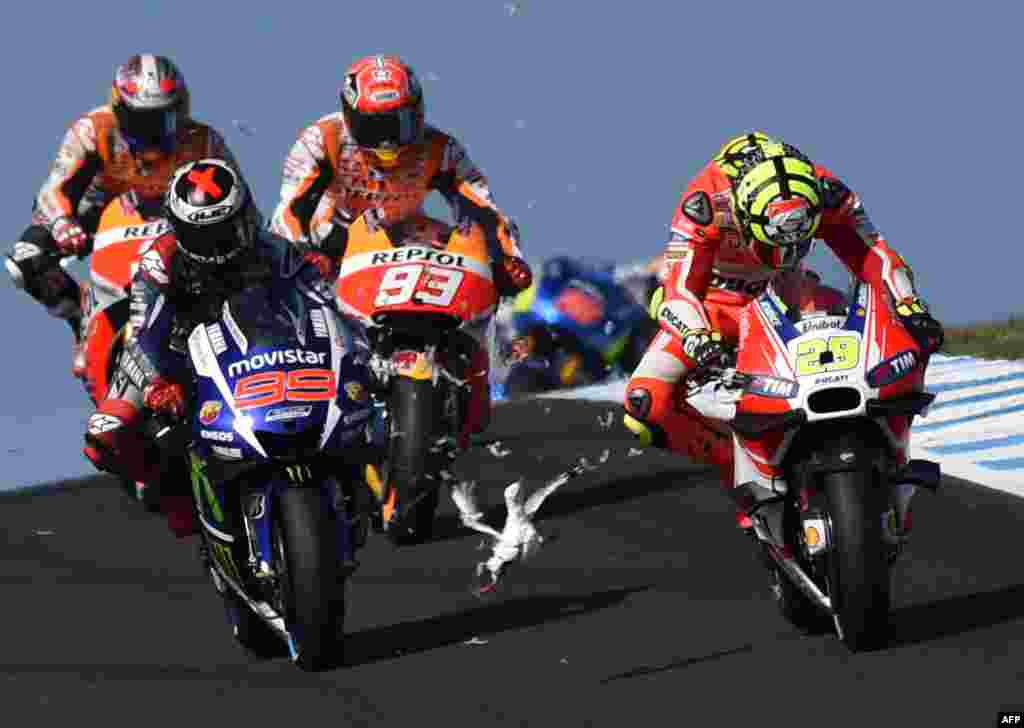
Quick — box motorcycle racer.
[5,54,241,379]
[622,132,944,545]
[270,54,533,527]
[82,159,364,539]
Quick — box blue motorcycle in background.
[173,276,377,671]
[499,256,660,397]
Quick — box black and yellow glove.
[896,297,944,354]
[682,328,729,369]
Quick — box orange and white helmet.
[110,54,189,155]
[340,55,424,167]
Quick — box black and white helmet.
[165,159,256,266]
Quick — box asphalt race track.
[3,398,1024,726]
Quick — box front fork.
[191,454,361,588]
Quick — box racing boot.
[882,481,917,563]
[460,346,492,449]
[71,319,86,380]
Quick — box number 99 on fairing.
[794,335,861,376]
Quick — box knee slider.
[84,400,154,481]
[624,387,668,447]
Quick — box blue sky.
[1,0,1019,487]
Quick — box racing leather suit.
[623,158,924,487]
[270,113,531,438]
[5,106,239,367]
[83,231,363,537]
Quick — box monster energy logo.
[190,450,224,523]
[285,464,313,483]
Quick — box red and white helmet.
[340,55,424,166]
[110,54,189,155]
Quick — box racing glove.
[682,328,730,370]
[499,256,533,296]
[52,216,91,257]
[143,376,186,419]
[304,251,338,282]
[896,297,944,355]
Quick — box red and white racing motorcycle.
[684,278,941,651]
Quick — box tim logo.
[999,712,1024,725]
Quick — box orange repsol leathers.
[623,158,921,473]
[270,113,524,288]
[6,106,238,326]
[271,113,531,440]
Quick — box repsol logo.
[227,349,328,377]
[370,248,466,267]
[709,274,768,296]
[124,222,170,238]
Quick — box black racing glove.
[896,297,944,355]
[682,328,730,370]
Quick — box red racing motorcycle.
[680,279,941,651]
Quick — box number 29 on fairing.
[794,335,861,376]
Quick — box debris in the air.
[463,636,489,646]
[232,120,255,136]
[543,405,551,415]
[487,441,511,458]
[597,411,615,429]
[527,200,538,209]
[504,2,521,16]
[598,449,611,464]
[628,448,644,457]
[7,448,23,455]
[34,530,54,536]
[560,657,569,664]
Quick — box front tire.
[386,376,441,545]
[277,488,338,671]
[824,467,890,651]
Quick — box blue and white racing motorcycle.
[178,277,377,671]
[500,256,659,396]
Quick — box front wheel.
[824,468,890,651]
[386,376,441,545]
[276,488,339,671]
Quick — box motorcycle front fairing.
[730,281,935,498]
[187,277,373,588]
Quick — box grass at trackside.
[941,316,1024,360]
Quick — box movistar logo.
[227,349,327,378]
